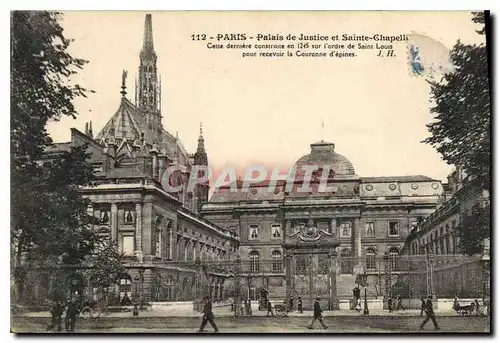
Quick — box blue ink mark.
[409,44,424,75]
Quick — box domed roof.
[294,141,355,175]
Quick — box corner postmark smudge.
[407,32,456,80]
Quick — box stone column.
[285,220,292,236]
[234,256,242,316]
[111,203,118,243]
[135,203,143,252]
[329,251,338,310]
[354,218,362,258]
[330,218,337,235]
[285,253,293,301]
[449,234,454,254]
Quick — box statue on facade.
[288,218,333,242]
[135,250,144,264]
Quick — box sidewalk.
[17,307,457,318]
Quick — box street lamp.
[361,272,369,315]
[356,270,369,315]
[138,267,145,308]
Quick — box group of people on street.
[287,296,303,313]
[46,296,80,332]
[387,294,405,313]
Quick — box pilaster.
[135,203,143,252]
[111,203,118,243]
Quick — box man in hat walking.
[308,297,328,330]
[198,296,219,333]
[420,295,440,330]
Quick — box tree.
[85,240,125,290]
[423,12,491,254]
[457,205,491,256]
[423,12,490,191]
[11,11,97,301]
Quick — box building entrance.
[284,218,341,310]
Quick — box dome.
[294,141,355,175]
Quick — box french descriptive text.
[191,33,408,59]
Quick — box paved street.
[12,315,490,333]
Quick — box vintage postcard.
[11,10,491,334]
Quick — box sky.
[46,11,486,182]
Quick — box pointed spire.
[134,76,138,106]
[197,122,205,153]
[142,14,154,52]
[121,70,128,97]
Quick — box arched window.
[340,249,352,274]
[185,242,190,261]
[389,248,399,270]
[155,228,162,258]
[365,248,376,270]
[249,251,260,272]
[272,251,282,272]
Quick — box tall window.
[388,221,399,237]
[389,248,399,270]
[155,229,162,258]
[365,248,376,270]
[271,224,282,239]
[100,209,110,224]
[365,222,375,236]
[165,222,172,260]
[340,249,352,274]
[122,236,135,255]
[165,275,174,301]
[249,251,260,272]
[124,209,135,224]
[272,251,282,271]
[340,222,352,237]
[249,225,259,240]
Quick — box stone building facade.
[43,14,239,305]
[201,141,445,306]
[400,168,490,299]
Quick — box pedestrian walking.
[198,296,219,333]
[388,297,393,313]
[46,299,63,332]
[308,297,328,330]
[420,297,426,316]
[474,299,480,315]
[453,296,460,312]
[247,298,253,316]
[289,296,294,312]
[297,297,303,314]
[64,299,79,332]
[133,304,139,316]
[420,295,440,330]
[355,298,362,312]
[266,299,275,317]
[397,294,405,311]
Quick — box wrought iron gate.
[288,252,334,310]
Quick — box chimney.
[89,121,93,138]
[85,122,89,135]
